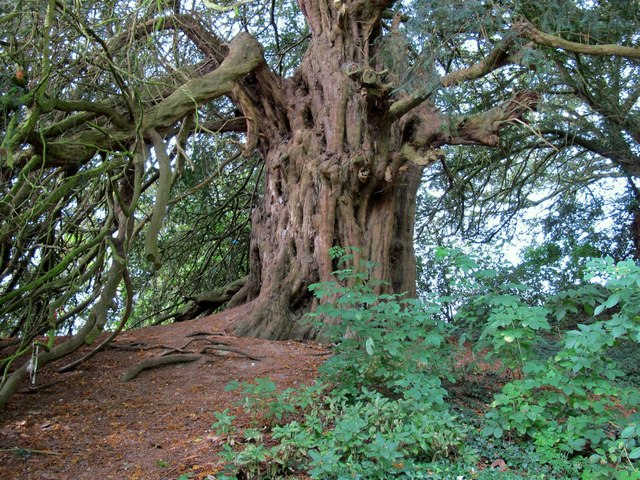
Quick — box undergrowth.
[197,248,640,479]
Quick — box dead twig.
[0,447,64,456]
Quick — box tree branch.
[403,90,539,159]
[47,98,130,130]
[144,130,172,270]
[515,19,640,59]
[141,32,264,131]
[389,42,513,120]
[542,127,640,176]
[35,32,263,167]
[446,91,540,147]
[107,14,228,64]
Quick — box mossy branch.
[515,19,640,59]
[0,158,127,245]
[0,219,113,316]
[58,266,134,373]
[144,130,172,270]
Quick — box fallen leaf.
[491,458,508,471]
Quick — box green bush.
[307,246,454,402]
[211,247,467,479]
[479,257,640,474]
[205,251,640,479]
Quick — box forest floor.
[0,302,330,480]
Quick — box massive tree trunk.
[226,1,536,339]
[2,1,536,351]
[226,2,415,339]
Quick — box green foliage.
[210,248,470,479]
[417,245,509,325]
[210,408,235,435]
[200,250,640,478]
[307,246,453,402]
[214,381,473,479]
[477,294,551,372]
[511,240,608,303]
[127,147,259,328]
[412,0,640,265]
[224,377,298,426]
[479,257,640,475]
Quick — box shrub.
[211,247,466,479]
[206,252,640,478]
[480,257,640,474]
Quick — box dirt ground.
[0,303,329,480]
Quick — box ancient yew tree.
[1,0,639,404]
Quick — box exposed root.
[109,342,183,351]
[179,337,230,351]
[120,354,201,382]
[184,331,225,337]
[199,345,262,361]
[159,347,193,356]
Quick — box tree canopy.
[1,0,639,406]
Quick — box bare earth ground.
[0,303,329,480]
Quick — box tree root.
[178,337,230,351]
[199,345,262,361]
[115,332,260,382]
[159,347,194,356]
[120,354,201,382]
[108,342,151,351]
[154,277,248,324]
[185,331,225,337]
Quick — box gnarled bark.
[226,0,536,340]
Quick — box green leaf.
[629,447,640,459]
[611,325,627,339]
[604,293,620,309]
[620,425,637,439]
[475,269,498,279]
[224,380,240,392]
[480,426,495,437]
[365,337,374,356]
